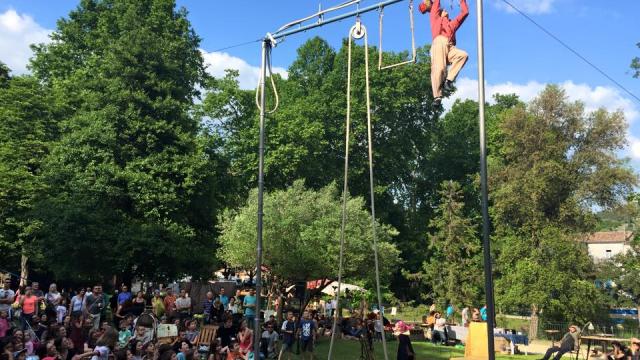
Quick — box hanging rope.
[255,44,279,114]
[378,0,416,70]
[328,18,389,360]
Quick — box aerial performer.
[419,0,469,107]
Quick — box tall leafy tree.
[0,74,59,279]
[491,85,636,322]
[29,0,225,281]
[414,181,483,308]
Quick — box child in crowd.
[56,298,68,324]
[0,310,9,337]
[118,320,132,349]
[184,320,199,343]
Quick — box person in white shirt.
[174,289,191,321]
[432,312,447,345]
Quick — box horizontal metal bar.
[270,0,406,41]
[379,58,416,70]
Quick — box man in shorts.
[299,310,317,360]
[279,312,296,360]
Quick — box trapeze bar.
[270,0,406,41]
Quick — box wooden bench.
[196,325,218,355]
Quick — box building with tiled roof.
[582,230,633,261]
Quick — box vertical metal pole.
[476,1,496,359]
[255,38,269,358]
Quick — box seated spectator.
[260,323,278,358]
[184,321,199,343]
[538,325,579,360]
[606,341,630,360]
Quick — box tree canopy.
[218,180,401,292]
[22,0,229,281]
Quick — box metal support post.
[254,38,270,359]
[476,0,496,359]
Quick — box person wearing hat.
[419,0,469,108]
[538,325,580,360]
[394,321,415,360]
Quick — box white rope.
[328,19,389,360]
[255,45,279,114]
[378,0,417,70]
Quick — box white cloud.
[629,135,640,160]
[494,0,555,14]
[201,50,288,90]
[446,77,639,124]
[0,9,51,74]
[445,77,640,159]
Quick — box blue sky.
[2,0,640,166]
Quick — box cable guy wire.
[500,0,640,104]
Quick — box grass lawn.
[279,337,541,359]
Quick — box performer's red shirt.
[430,0,469,45]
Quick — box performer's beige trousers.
[431,35,468,98]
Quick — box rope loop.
[255,42,280,114]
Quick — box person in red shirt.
[419,0,469,107]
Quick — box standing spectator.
[56,298,68,324]
[151,291,165,319]
[202,292,214,324]
[0,278,15,320]
[70,288,86,320]
[227,297,238,314]
[174,290,191,321]
[394,321,415,360]
[19,287,38,330]
[471,308,480,322]
[480,304,487,322]
[432,312,447,345]
[242,290,256,330]
[279,311,296,360]
[446,303,454,320]
[299,310,316,360]
[31,283,44,299]
[130,292,146,317]
[218,289,229,310]
[118,286,132,306]
[163,289,176,321]
[461,306,470,327]
[84,285,105,330]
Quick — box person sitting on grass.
[537,325,579,360]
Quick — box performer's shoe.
[432,97,442,107]
[443,79,455,93]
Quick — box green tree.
[29,0,226,281]
[217,180,401,305]
[0,75,59,279]
[415,181,483,308]
[491,85,636,322]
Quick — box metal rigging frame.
[253,1,496,359]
